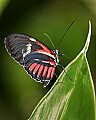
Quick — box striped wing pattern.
[4,33,56,87]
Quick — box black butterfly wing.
[4,33,43,65]
[4,33,56,87]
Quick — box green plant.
[28,21,96,120]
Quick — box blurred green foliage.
[0,0,10,16]
[0,0,96,120]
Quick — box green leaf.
[0,0,10,16]
[28,21,96,120]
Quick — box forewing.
[4,33,52,65]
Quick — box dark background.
[0,0,96,120]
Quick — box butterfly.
[4,33,62,87]
[4,22,74,87]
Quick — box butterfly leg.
[58,64,73,81]
[54,73,58,78]
[57,65,62,72]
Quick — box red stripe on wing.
[37,65,44,77]
[37,42,52,53]
[33,64,41,74]
[47,67,53,79]
[42,66,48,77]
[37,49,55,58]
[51,67,55,79]
[29,63,37,70]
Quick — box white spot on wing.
[22,43,32,58]
[34,59,50,63]
[37,51,55,59]
[34,59,55,66]
[30,38,36,42]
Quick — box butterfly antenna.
[44,33,55,49]
[57,21,74,47]
[62,53,70,60]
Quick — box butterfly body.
[4,33,61,87]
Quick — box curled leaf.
[28,21,96,120]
